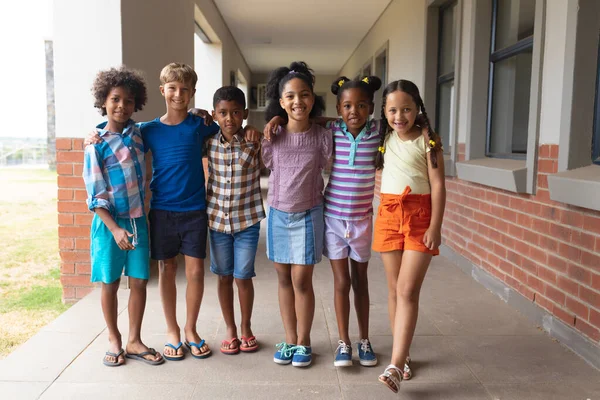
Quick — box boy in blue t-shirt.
[144,63,217,360]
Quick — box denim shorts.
[90,214,150,284]
[266,204,324,265]
[148,209,208,260]
[209,222,260,280]
[323,216,373,263]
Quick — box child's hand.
[188,108,214,125]
[263,116,285,141]
[423,227,441,251]
[84,130,103,146]
[111,227,135,250]
[243,125,262,143]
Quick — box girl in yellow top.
[373,80,446,393]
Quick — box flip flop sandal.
[163,342,185,361]
[378,364,403,393]
[240,336,259,352]
[126,348,165,365]
[103,348,125,367]
[185,339,212,359]
[220,338,241,355]
[403,356,413,380]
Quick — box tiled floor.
[2,221,600,399]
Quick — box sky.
[0,0,53,138]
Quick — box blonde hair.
[159,62,197,87]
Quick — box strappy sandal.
[403,356,413,380]
[378,364,403,393]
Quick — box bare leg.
[217,274,238,350]
[382,251,432,391]
[183,255,210,355]
[236,278,256,348]
[330,258,351,344]
[291,264,315,346]
[350,259,370,340]
[382,251,403,334]
[101,279,124,365]
[275,262,297,344]
[126,277,162,362]
[158,258,183,358]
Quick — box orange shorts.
[372,187,439,255]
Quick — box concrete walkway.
[2,225,600,399]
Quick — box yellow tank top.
[380,133,431,195]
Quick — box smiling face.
[384,90,419,135]
[103,86,135,131]
[279,77,315,123]
[212,100,247,137]
[336,87,373,136]
[160,80,195,112]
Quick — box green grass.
[0,167,70,358]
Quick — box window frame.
[593,38,600,165]
[435,0,457,155]
[485,0,535,159]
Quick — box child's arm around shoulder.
[423,147,446,251]
[319,125,334,167]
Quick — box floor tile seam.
[38,324,109,399]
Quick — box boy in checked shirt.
[204,86,265,355]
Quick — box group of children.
[83,59,445,394]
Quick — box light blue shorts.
[209,222,260,280]
[266,204,324,265]
[90,214,150,284]
[323,216,373,263]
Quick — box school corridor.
[6,0,599,398]
[2,195,600,398]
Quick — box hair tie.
[289,70,297,75]
[338,79,345,87]
[378,146,385,154]
[362,77,370,84]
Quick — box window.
[435,1,457,155]
[486,0,535,158]
[593,40,600,165]
[374,47,388,120]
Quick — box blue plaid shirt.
[83,120,146,219]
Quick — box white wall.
[121,0,194,123]
[338,0,427,91]
[54,0,123,138]
[193,0,252,97]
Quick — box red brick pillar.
[56,138,94,303]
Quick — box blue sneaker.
[274,342,295,365]
[334,340,352,367]
[291,345,312,367]
[358,339,378,366]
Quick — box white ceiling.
[213,0,392,75]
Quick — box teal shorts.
[90,214,150,284]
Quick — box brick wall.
[56,138,92,303]
[374,144,600,343]
[442,144,600,343]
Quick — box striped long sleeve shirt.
[83,120,146,219]
[324,118,381,220]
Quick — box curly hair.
[375,79,442,170]
[330,75,382,104]
[213,86,246,109]
[91,66,148,116]
[264,61,325,122]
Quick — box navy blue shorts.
[149,209,208,260]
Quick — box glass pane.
[495,0,535,50]
[489,50,532,155]
[437,80,454,154]
[439,3,456,76]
